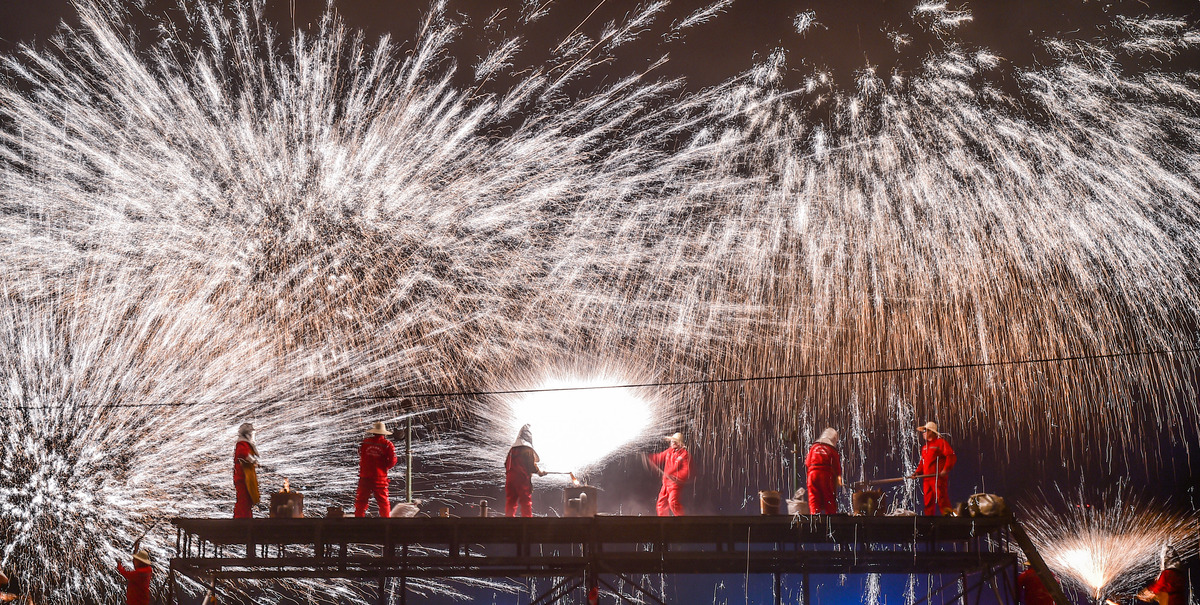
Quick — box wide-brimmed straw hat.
[917,421,939,435]
[367,421,392,436]
[133,550,152,566]
[664,432,684,446]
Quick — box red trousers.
[806,469,838,514]
[234,480,253,518]
[656,483,684,516]
[355,479,391,518]
[506,482,533,517]
[922,477,950,515]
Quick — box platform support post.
[406,415,413,503]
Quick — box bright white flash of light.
[502,377,657,475]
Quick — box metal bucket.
[270,491,304,518]
[759,490,782,515]
[852,489,885,516]
[564,486,598,517]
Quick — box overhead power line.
[5,345,1198,411]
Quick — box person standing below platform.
[1137,544,1189,605]
[355,421,398,518]
[805,427,842,514]
[116,548,152,605]
[910,421,956,515]
[1017,563,1056,605]
[647,432,691,516]
[505,424,546,517]
[233,422,260,519]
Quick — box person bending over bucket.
[505,424,546,517]
[805,427,842,514]
[647,432,691,516]
[356,421,398,517]
[910,421,956,515]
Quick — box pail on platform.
[270,490,304,518]
[852,490,886,516]
[759,490,782,515]
[564,486,598,517]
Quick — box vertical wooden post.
[406,415,413,503]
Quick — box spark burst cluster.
[0,0,1198,602]
[1018,489,1199,601]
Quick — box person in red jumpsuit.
[355,421,398,517]
[232,422,260,519]
[910,421,956,515]
[116,549,152,605]
[647,432,691,516]
[1017,564,1056,605]
[1137,545,1189,605]
[505,424,546,517]
[805,427,842,514]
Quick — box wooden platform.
[169,514,1043,604]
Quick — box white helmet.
[817,427,839,447]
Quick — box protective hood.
[236,422,259,456]
[816,427,839,448]
[1161,544,1184,571]
[512,424,534,448]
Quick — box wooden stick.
[852,474,937,489]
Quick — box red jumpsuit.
[916,436,956,515]
[1147,569,1188,605]
[355,435,398,517]
[1018,568,1055,605]
[116,562,151,605]
[649,446,691,516]
[232,441,254,519]
[504,445,540,517]
[805,441,841,514]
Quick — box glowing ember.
[1057,547,1113,598]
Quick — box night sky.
[3,0,1194,492]
[1,1,1197,603]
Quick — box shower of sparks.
[496,374,660,475]
[793,11,820,37]
[1017,488,1199,601]
[0,0,1198,602]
